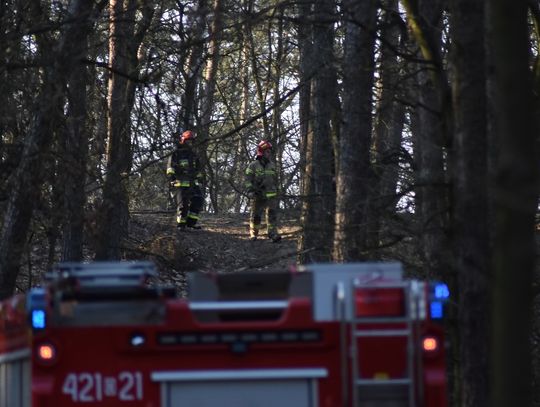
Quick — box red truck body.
[0,261,449,407]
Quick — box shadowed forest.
[0,1,538,406]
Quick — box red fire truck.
[0,261,449,407]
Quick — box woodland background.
[0,0,538,406]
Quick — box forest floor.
[127,211,302,296]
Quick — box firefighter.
[166,130,204,229]
[245,140,281,242]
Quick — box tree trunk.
[200,0,223,213]
[232,3,253,213]
[0,0,97,298]
[371,0,406,247]
[61,2,106,261]
[449,1,490,406]
[488,1,539,405]
[95,0,138,260]
[61,64,89,261]
[299,0,337,263]
[333,0,378,261]
[404,0,451,280]
[180,0,207,132]
[297,0,314,204]
[272,5,286,194]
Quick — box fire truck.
[0,261,449,407]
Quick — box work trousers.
[249,196,278,238]
[173,185,203,227]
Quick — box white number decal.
[135,372,143,400]
[62,374,78,402]
[79,373,94,402]
[94,373,103,401]
[62,371,143,402]
[119,371,134,401]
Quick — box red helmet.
[180,130,194,144]
[256,140,272,157]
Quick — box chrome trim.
[189,301,288,311]
[0,348,31,364]
[151,368,328,382]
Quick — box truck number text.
[62,371,144,402]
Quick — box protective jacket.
[245,156,278,199]
[166,143,204,228]
[167,144,203,187]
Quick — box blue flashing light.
[32,309,46,329]
[433,283,450,300]
[430,301,444,319]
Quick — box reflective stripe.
[180,181,190,187]
[166,168,175,175]
[187,213,199,220]
[177,216,186,224]
[264,170,275,175]
[266,192,277,198]
[179,159,189,167]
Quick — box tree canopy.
[0,0,538,405]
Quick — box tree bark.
[299,0,337,263]
[404,0,451,280]
[333,0,378,261]
[62,3,107,261]
[200,0,223,213]
[297,0,314,204]
[488,1,539,405]
[371,0,406,246]
[95,0,139,260]
[180,0,207,132]
[449,0,490,406]
[0,0,98,298]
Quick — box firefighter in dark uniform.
[245,140,281,242]
[167,130,204,229]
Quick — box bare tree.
[95,0,155,260]
[200,0,223,212]
[370,0,406,247]
[297,0,314,209]
[401,0,452,280]
[0,0,99,298]
[449,0,490,406]
[333,0,378,261]
[298,0,337,263]
[180,0,207,132]
[62,3,107,261]
[489,1,539,405]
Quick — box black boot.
[186,217,202,230]
[268,230,281,243]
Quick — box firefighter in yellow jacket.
[245,140,281,242]
[167,130,204,229]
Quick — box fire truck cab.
[0,261,449,407]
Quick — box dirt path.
[128,211,301,296]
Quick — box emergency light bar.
[31,309,46,329]
[433,283,450,300]
[429,282,450,320]
[27,287,48,330]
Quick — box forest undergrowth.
[128,211,302,296]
